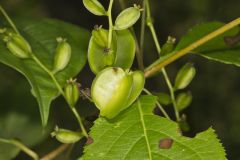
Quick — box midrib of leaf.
[137,100,152,160]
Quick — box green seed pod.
[92,67,133,119]
[174,63,196,90]
[113,29,135,69]
[51,126,82,144]
[124,71,145,109]
[4,33,32,59]
[92,26,108,47]
[114,5,141,30]
[53,37,71,73]
[155,92,172,105]
[161,36,176,56]
[176,92,192,111]
[83,0,106,16]
[88,29,117,74]
[65,78,80,107]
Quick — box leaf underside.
[176,21,240,67]
[82,95,226,160]
[0,18,90,126]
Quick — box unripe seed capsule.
[53,37,71,73]
[176,92,192,111]
[65,78,80,107]
[92,67,133,119]
[92,67,145,119]
[51,126,82,144]
[174,63,196,90]
[4,33,32,59]
[83,0,106,16]
[114,5,141,30]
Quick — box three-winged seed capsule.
[91,67,145,119]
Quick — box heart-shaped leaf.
[0,18,90,126]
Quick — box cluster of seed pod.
[83,0,145,119]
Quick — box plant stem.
[40,144,69,160]
[144,17,240,78]
[0,138,39,160]
[107,0,114,49]
[72,107,88,137]
[145,0,180,121]
[31,54,88,137]
[143,88,170,119]
[140,0,146,58]
[161,69,180,121]
[0,5,20,34]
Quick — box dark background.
[0,0,240,159]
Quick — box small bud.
[114,5,141,30]
[176,92,192,111]
[174,63,196,90]
[4,33,32,59]
[83,0,106,16]
[51,126,82,144]
[65,78,80,107]
[53,37,71,73]
[161,36,176,56]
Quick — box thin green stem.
[72,107,88,137]
[0,138,39,160]
[144,17,240,77]
[161,69,180,121]
[144,0,180,121]
[139,0,146,70]
[0,5,20,34]
[145,0,161,54]
[143,88,170,120]
[107,0,114,49]
[31,54,88,137]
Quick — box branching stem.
[143,88,170,119]
[144,0,180,121]
[107,0,114,49]
[144,17,240,77]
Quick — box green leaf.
[175,22,240,67]
[0,18,90,126]
[82,96,226,160]
[0,112,50,159]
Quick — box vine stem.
[40,144,69,160]
[161,69,180,121]
[144,0,180,121]
[107,0,114,49]
[31,54,88,137]
[143,88,170,119]
[0,5,20,34]
[144,17,240,78]
[0,138,39,160]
